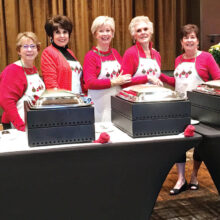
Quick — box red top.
[83,47,122,90]
[121,41,162,87]
[41,45,85,92]
[160,51,220,87]
[0,64,37,131]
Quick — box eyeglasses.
[21,44,37,50]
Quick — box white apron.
[134,47,161,78]
[68,60,82,94]
[174,55,204,98]
[88,53,121,122]
[16,71,45,123]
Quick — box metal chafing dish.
[25,90,95,147]
[188,80,220,127]
[112,84,190,138]
[29,89,92,109]
[117,84,185,102]
[192,80,220,96]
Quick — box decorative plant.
[209,43,220,66]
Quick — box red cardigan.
[0,64,38,131]
[160,51,220,87]
[83,47,122,90]
[121,41,162,87]
[41,45,85,92]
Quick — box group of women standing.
[0,14,220,195]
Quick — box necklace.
[20,60,37,75]
[183,50,198,59]
[95,47,112,57]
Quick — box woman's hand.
[111,72,131,86]
[148,75,163,87]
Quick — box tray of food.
[192,80,220,96]
[28,89,92,109]
[116,84,184,102]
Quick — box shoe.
[170,181,188,195]
[189,183,199,190]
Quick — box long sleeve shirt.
[83,47,122,90]
[160,52,220,87]
[121,41,162,87]
[0,64,38,131]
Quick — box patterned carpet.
[151,150,220,220]
[151,195,220,219]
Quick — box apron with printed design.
[67,60,82,94]
[134,47,161,78]
[16,72,45,123]
[174,55,204,98]
[88,53,121,122]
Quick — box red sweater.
[83,47,122,90]
[160,51,220,87]
[41,45,85,92]
[121,41,162,87]
[0,64,38,131]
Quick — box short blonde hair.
[128,16,153,37]
[16,32,41,52]
[91,16,115,36]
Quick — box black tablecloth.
[195,123,220,194]
[0,134,201,220]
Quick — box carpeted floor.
[151,149,220,219]
[151,195,220,219]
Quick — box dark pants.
[176,146,202,163]
[2,123,12,130]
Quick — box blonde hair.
[128,16,153,37]
[16,32,40,52]
[91,16,115,36]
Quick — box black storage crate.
[188,91,220,127]
[111,96,191,138]
[25,102,95,147]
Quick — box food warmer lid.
[29,89,92,109]
[116,84,185,102]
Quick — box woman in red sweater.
[121,16,163,87]
[83,16,131,122]
[41,15,85,94]
[160,24,220,195]
[0,32,45,131]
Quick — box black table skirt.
[0,134,201,220]
[195,123,220,194]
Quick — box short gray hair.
[128,16,153,37]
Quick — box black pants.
[2,123,12,130]
[176,146,202,163]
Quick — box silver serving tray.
[29,89,92,109]
[117,84,185,102]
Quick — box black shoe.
[189,183,199,190]
[170,181,188,195]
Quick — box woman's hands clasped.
[147,75,163,87]
[110,71,132,87]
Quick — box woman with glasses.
[0,32,45,131]
[41,15,85,94]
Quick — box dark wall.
[200,0,220,51]
[186,0,200,27]
[186,0,220,51]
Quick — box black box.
[188,91,220,127]
[111,96,191,138]
[25,102,95,147]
